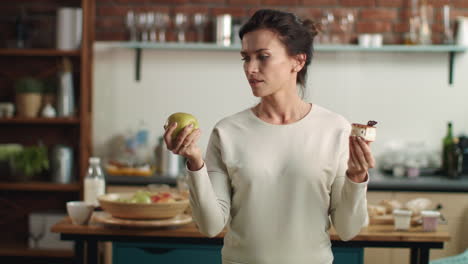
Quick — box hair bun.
[302,19,319,38]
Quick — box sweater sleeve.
[329,127,368,241]
[186,127,231,237]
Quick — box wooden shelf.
[0,49,80,57]
[0,246,74,258]
[0,182,81,192]
[0,117,80,125]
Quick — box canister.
[215,14,232,46]
[51,145,74,183]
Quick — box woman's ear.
[293,53,307,72]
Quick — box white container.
[393,209,412,230]
[56,8,82,50]
[370,34,383,47]
[358,34,372,48]
[421,210,440,232]
[456,16,468,46]
[66,201,94,225]
[215,14,232,46]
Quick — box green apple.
[165,112,199,140]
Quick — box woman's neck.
[253,95,310,125]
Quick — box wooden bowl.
[98,193,189,220]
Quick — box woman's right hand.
[163,122,204,170]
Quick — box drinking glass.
[193,13,208,43]
[155,12,170,42]
[339,12,355,44]
[29,215,46,248]
[125,11,137,41]
[137,13,148,42]
[320,11,334,44]
[174,13,188,43]
[146,12,157,42]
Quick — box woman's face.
[241,28,299,98]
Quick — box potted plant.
[9,145,49,182]
[0,144,23,181]
[15,77,44,118]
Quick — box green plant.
[15,77,44,94]
[10,145,49,177]
[0,144,23,161]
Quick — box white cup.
[358,34,372,48]
[456,16,468,46]
[66,201,94,225]
[370,34,383,47]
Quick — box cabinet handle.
[139,247,174,255]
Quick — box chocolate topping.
[367,120,378,127]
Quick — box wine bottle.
[442,122,453,175]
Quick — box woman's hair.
[239,9,318,97]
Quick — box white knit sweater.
[187,104,368,264]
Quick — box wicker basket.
[98,193,189,220]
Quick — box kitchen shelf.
[96,41,468,84]
[0,182,81,192]
[0,246,73,258]
[0,117,80,125]
[0,49,80,57]
[96,41,468,52]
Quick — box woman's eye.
[259,55,269,60]
[241,57,249,62]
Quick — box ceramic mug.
[66,201,94,225]
[456,16,468,46]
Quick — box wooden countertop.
[51,214,450,243]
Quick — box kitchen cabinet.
[0,0,94,262]
[112,242,363,264]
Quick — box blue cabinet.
[113,242,363,264]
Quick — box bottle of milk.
[84,157,105,207]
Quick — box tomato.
[150,195,161,203]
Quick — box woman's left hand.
[346,136,375,183]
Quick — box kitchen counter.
[107,171,468,193]
[52,213,450,264]
[368,170,468,192]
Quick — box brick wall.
[1,0,468,47]
[95,0,468,44]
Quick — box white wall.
[93,43,468,161]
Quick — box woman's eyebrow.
[240,48,270,56]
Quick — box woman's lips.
[249,79,264,87]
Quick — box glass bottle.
[84,157,106,207]
[442,122,454,176]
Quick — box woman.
[164,9,375,264]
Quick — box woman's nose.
[245,61,259,74]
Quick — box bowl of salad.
[98,190,189,220]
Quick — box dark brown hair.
[239,9,318,97]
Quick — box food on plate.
[164,112,199,140]
[106,160,153,177]
[351,120,377,142]
[379,199,403,214]
[405,198,432,216]
[117,190,177,204]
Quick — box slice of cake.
[351,120,377,142]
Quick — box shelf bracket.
[449,51,455,85]
[135,48,142,82]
